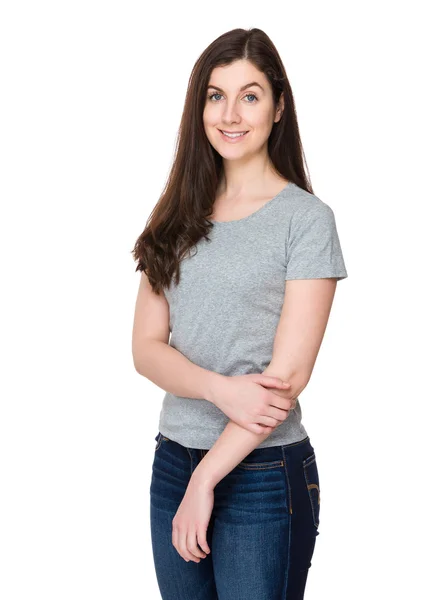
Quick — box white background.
[1,1,435,598]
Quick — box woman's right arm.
[132,272,223,401]
[132,273,291,431]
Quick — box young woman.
[132,27,348,600]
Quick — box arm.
[134,339,224,401]
[132,272,224,400]
[132,272,290,415]
[190,278,338,490]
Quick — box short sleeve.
[286,200,348,281]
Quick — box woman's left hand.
[172,478,214,563]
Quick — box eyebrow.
[207,81,265,93]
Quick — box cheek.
[203,113,217,145]
[250,108,275,130]
[203,104,220,125]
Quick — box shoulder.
[279,183,336,225]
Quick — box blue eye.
[208,92,258,103]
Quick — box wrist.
[190,465,216,491]
[203,371,227,405]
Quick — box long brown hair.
[131,27,313,295]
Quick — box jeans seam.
[281,435,309,449]
[186,447,193,474]
[237,460,284,470]
[154,433,163,452]
[280,446,293,515]
[193,571,216,600]
[303,455,319,528]
[282,476,292,600]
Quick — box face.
[203,59,284,160]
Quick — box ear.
[274,92,284,123]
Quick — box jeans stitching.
[154,434,170,452]
[237,460,284,470]
[281,435,310,449]
[303,453,319,528]
[281,446,293,515]
[186,447,193,474]
[282,478,292,600]
[154,433,163,452]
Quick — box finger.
[173,525,195,563]
[256,415,282,428]
[251,423,275,434]
[172,526,183,560]
[187,527,207,560]
[196,528,211,555]
[179,528,200,563]
[260,376,290,388]
[268,405,291,421]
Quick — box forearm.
[133,339,224,401]
[191,419,273,489]
[191,365,309,490]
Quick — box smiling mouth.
[218,129,249,138]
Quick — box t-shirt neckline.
[210,181,295,225]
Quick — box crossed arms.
[133,274,338,488]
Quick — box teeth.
[221,131,247,138]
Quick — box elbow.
[288,371,311,399]
[132,351,141,374]
[132,338,161,375]
[131,341,149,375]
[263,364,311,397]
[132,342,140,373]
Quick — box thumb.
[253,374,291,388]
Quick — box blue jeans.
[150,432,320,600]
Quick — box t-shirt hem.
[285,272,348,281]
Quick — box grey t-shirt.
[158,181,348,449]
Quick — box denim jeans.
[150,432,320,600]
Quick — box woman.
[131,27,348,600]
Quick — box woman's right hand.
[209,374,297,435]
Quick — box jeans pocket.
[236,458,284,471]
[302,452,320,528]
[154,432,169,452]
[235,445,284,471]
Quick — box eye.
[208,92,223,102]
[207,92,259,103]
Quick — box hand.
[172,479,214,563]
[209,374,296,435]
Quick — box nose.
[221,98,242,126]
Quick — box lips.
[218,129,249,142]
[219,130,249,135]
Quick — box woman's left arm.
[173,278,338,562]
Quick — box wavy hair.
[131,27,313,295]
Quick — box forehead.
[208,60,268,90]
